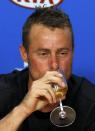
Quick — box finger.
[61,95,66,101]
[38,89,53,104]
[47,75,66,88]
[36,83,57,103]
[46,85,57,103]
[42,71,64,86]
[56,95,66,103]
[45,71,63,80]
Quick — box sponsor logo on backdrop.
[11,0,64,8]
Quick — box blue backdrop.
[0,0,95,84]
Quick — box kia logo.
[11,0,64,9]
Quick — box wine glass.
[50,69,76,127]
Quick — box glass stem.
[60,99,65,112]
[59,99,66,119]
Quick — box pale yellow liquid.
[54,86,68,99]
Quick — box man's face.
[23,24,73,80]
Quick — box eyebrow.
[57,48,71,52]
[35,48,71,53]
[36,48,50,53]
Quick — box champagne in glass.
[53,84,68,99]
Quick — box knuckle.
[43,89,48,94]
[45,71,50,76]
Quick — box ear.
[19,45,28,63]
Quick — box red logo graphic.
[11,0,64,9]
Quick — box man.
[0,8,95,131]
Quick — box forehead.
[28,24,72,49]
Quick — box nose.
[49,55,59,71]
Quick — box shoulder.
[72,74,95,102]
[71,75,95,129]
[0,68,28,90]
[0,68,28,117]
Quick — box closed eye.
[37,49,50,57]
[57,48,71,57]
[39,52,48,56]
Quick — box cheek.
[59,56,73,78]
[28,58,49,79]
[30,58,48,70]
